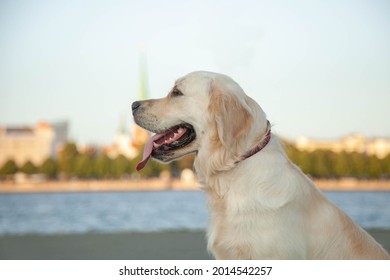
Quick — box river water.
[0,191,389,235]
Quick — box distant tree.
[332,152,351,178]
[93,154,112,178]
[74,154,94,178]
[58,143,79,177]
[310,150,331,178]
[127,153,139,174]
[348,152,366,178]
[283,141,298,161]
[20,160,37,175]
[0,159,18,177]
[367,156,382,178]
[382,154,390,178]
[111,155,130,178]
[284,143,312,174]
[298,151,315,176]
[39,158,58,178]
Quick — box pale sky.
[1,0,389,145]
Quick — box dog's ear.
[209,85,253,151]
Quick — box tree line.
[284,142,390,179]
[1,142,389,180]
[0,143,194,180]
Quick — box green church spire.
[139,50,148,100]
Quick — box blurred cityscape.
[0,118,389,183]
[0,119,194,182]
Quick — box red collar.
[239,121,271,162]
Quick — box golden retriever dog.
[131,71,389,259]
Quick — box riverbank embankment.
[1,178,390,193]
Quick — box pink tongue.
[136,134,160,171]
[136,126,188,171]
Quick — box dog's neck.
[237,120,271,164]
[194,120,272,196]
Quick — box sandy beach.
[1,229,389,260]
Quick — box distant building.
[105,118,148,160]
[0,121,68,167]
[296,135,390,159]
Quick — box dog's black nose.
[132,101,141,112]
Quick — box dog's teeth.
[173,133,178,139]
[153,142,159,148]
[178,128,183,133]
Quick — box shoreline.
[1,178,390,193]
[1,229,389,259]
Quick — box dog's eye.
[171,89,183,97]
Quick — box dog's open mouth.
[136,124,196,171]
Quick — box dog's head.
[132,71,268,173]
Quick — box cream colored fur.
[133,71,390,259]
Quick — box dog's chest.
[206,191,260,258]
[205,190,306,259]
